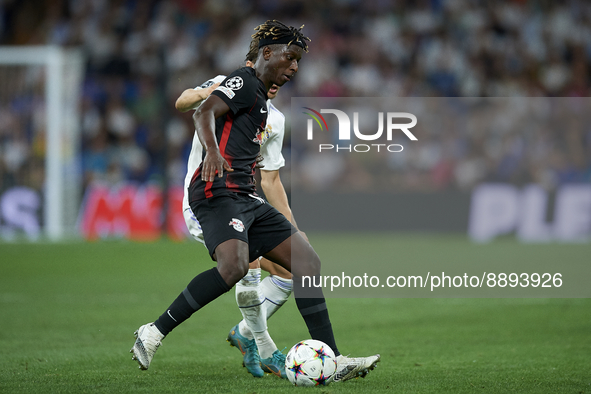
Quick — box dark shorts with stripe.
[190,193,297,262]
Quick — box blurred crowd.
[1,0,591,194]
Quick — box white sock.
[235,268,277,359]
[261,275,292,320]
[236,269,261,340]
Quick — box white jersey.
[182,75,286,242]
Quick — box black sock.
[293,279,340,356]
[154,267,231,336]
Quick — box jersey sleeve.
[194,75,226,91]
[260,104,286,171]
[188,75,226,111]
[210,68,258,115]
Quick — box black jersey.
[189,67,268,202]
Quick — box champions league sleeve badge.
[225,76,244,90]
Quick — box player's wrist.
[204,144,220,153]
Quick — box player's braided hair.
[245,37,259,63]
[252,20,310,52]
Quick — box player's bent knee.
[293,248,321,277]
[214,239,250,286]
[217,259,249,286]
[308,252,321,276]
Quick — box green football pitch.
[1,235,590,393]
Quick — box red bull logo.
[253,128,270,145]
[229,218,245,232]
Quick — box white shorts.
[183,206,205,245]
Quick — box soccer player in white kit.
[176,61,299,377]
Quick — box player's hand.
[255,152,265,169]
[205,82,221,96]
[202,149,233,182]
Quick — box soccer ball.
[285,339,337,386]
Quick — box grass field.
[1,235,590,393]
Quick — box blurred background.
[0,0,590,241]
[2,5,590,391]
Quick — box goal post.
[0,46,84,240]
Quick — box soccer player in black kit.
[130,20,380,383]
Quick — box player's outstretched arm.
[193,95,233,182]
[260,169,306,236]
[260,170,292,222]
[175,83,220,113]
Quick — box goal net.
[0,46,84,240]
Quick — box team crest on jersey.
[226,76,243,90]
[253,128,270,145]
[229,218,245,232]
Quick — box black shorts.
[190,193,297,262]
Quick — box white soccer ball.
[285,339,337,386]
